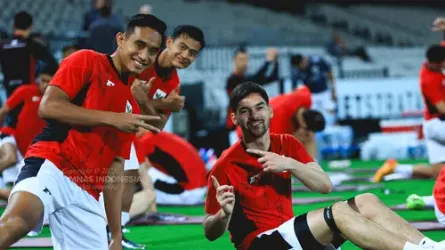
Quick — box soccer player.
[0,11,58,145]
[203,82,444,250]
[290,54,336,125]
[236,85,325,158]
[0,64,57,200]
[117,25,205,249]
[221,47,279,155]
[373,45,445,209]
[0,14,166,250]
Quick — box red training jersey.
[135,132,206,190]
[5,84,45,155]
[434,165,445,214]
[205,134,314,250]
[236,86,312,139]
[130,63,180,116]
[419,63,445,120]
[26,50,136,200]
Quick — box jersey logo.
[32,96,41,102]
[126,100,133,113]
[43,187,52,195]
[106,80,115,87]
[153,89,167,100]
[442,79,445,86]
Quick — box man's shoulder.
[213,143,242,168]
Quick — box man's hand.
[246,149,292,173]
[211,176,235,218]
[266,48,279,62]
[432,17,445,32]
[107,113,161,133]
[163,86,185,112]
[131,77,154,105]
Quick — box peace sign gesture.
[246,149,292,173]
[211,176,235,217]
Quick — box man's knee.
[348,193,382,218]
[431,163,444,178]
[326,201,351,231]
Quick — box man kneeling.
[203,82,445,250]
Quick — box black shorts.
[248,213,344,250]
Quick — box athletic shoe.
[122,235,146,250]
[107,226,146,249]
[373,159,398,183]
[406,194,425,210]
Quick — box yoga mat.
[159,197,343,207]
[292,184,383,192]
[390,204,434,211]
[128,213,205,226]
[410,221,445,231]
[11,238,53,248]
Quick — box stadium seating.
[306,4,442,46]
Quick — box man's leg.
[122,169,138,225]
[348,193,426,245]
[0,191,43,248]
[307,202,425,250]
[119,142,146,249]
[129,189,156,218]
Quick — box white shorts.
[311,90,336,113]
[435,203,445,225]
[423,118,445,164]
[148,167,207,205]
[0,135,23,184]
[10,159,108,250]
[124,142,140,171]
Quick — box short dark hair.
[230,82,269,112]
[302,110,326,132]
[172,25,206,50]
[426,44,445,63]
[290,54,303,66]
[40,63,58,76]
[14,11,33,30]
[125,14,167,41]
[62,44,79,54]
[234,46,247,57]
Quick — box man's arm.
[39,86,116,127]
[203,210,232,241]
[249,48,279,84]
[136,99,170,130]
[203,176,234,241]
[0,143,18,172]
[434,101,445,114]
[104,157,125,245]
[246,148,332,194]
[0,86,29,124]
[288,160,332,194]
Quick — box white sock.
[394,164,414,176]
[419,237,437,247]
[403,241,422,250]
[121,212,130,226]
[421,196,436,207]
